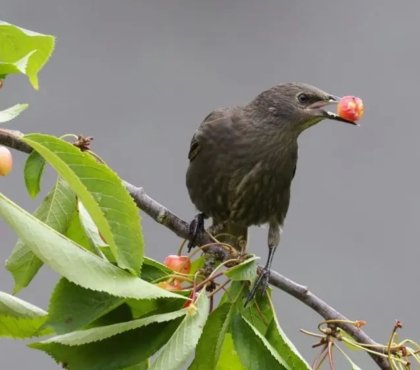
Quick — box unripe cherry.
[0,146,13,176]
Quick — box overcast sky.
[1,1,420,369]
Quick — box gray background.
[0,1,418,369]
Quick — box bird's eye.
[297,93,309,104]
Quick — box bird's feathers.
[186,82,337,249]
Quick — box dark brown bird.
[186,82,356,302]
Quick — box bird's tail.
[210,221,248,251]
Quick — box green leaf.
[37,309,187,346]
[189,255,205,276]
[24,150,46,198]
[0,291,51,338]
[0,316,50,339]
[90,303,133,328]
[77,201,108,251]
[189,302,236,370]
[65,208,98,254]
[0,192,184,301]
[215,333,246,370]
[127,292,189,319]
[150,292,210,370]
[124,362,149,370]
[47,279,124,334]
[231,315,287,370]
[0,103,28,123]
[241,289,274,335]
[250,294,310,369]
[0,291,46,316]
[31,318,182,370]
[218,281,248,313]
[5,178,77,293]
[0,21,55,89]
[23,134,144,274]
[141,257,172,283]
[266,318,310,370]
[32,310,185,369]
[225,255,259,281]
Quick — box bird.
[186,82,356,303]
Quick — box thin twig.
[0,128,391,370]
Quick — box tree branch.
[0,128,391,370]
[0,128,31,153]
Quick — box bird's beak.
[308,96,357,125]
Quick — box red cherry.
[337,96,364,122]
[164,255,191,274]
[0,146,13,176]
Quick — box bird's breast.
[186,117,298,227]
[227,156,294,225]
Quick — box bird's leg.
[187,213,206,252]
[245,223,281,306]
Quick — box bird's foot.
[244,267,270,307]
[187,213,206,252]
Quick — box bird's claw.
[187,213,206,252]
[244,267,271,307]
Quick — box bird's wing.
[188,109,230,161]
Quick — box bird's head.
[251,82,357,133]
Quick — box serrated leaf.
[231,315,287,370]
[215,333,246,370]
[78,200,107,247]
[141,257,172,283]
[225,256,259,281]
[24,150,46,198]
[242,290,309,370]
[65,208,98,254]
[266,317,310,370]
[242,289,274,335]
[0,292,50,338]
[5,177,77,293]
[0,315,50,338]
[0,21,55,89]
[0,192,184,301]
[242,315,292,369]
[219,281,247,307]
[124,362,149,370]
[0,50,33,76]
[190,255,205,276]
[0,291,46,317]
[47,279,124,334]
[189,302,236,370]
[91,303,133,328]
[0,103,28,123]
[23,134,144,274]
[127,291,189,319]
[30,318,182,370]
[150,293,210,370]
[38,309,187,346]
[32,309,184,369]
[77,200,108,255]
